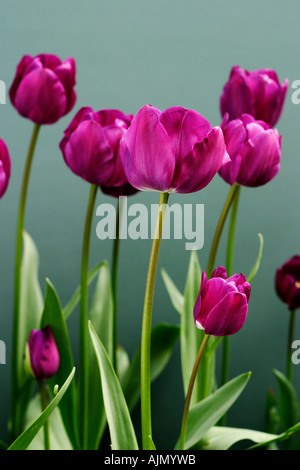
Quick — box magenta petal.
[175,127,227,193]
[204,292,248,336]
[120,105,175,191]
[54,58,77,113]
[0,139,11,198]
[14,68,67,124]
[237,129,281,187]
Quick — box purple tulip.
[120,105,229,193]
[9,53,76,125]
[60,107,134,188]
[220,65,288,127]
[218,113,281,187]
[0,139,11,198]
[193,267,251,337]
[275,256,300,310]
[26,326,60,380]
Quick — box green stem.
[179,334,210,450]
[219,185,241,426]
[287,309,296,382]
[111,198,120,371]
[78,183,98,450]
[38,380,50,450]
[10,123,41,440]
[206,183,239,279]
[141,191,169,450]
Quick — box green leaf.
[273,369,299,432]
[248,422,300,450]
[117,345,131,390]
[14,232,44,434]
[195,425,278,450]
[40,279,78,449]
[24,394,73,450]
[123,322,180,412]
[175,372,251,450]
[88,322,138,450]
[247,233,264,284]
[8,368,76,450]
[87,260,114,450]
[161,268,184,315]
[63,261,105,320]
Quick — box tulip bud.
[275,256,300,310]
[120,105,229,194]
[220,65,288,127]
[60,107,134,189]
[9,53,76,125]
[193,267,251,336]
[25,326,60,380]
[0,138,11,198]
[219,113,281,187]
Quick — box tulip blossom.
[275,256,300,310]
[9,53,76,125]
[120,105,229,194]
[194,267,251,336]
[220,65,288,127]
[25,326,60,380]
[0,139,11,198]
[218,113,281,187]
[60,107,134,189]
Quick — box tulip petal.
[54,58,77,113]
[237,129,281,187]
[175,127,228,193]
[120,105,175,191]
[204,292,248,336]
[13,68,67,124]
[0,139,11,198]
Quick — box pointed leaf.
[247,233,264,284]
[40,279,78,449]
[273,369,299,432]
[88,322,138,450]
[8,368,76,450]
[161,268,184,315]
[175,372,251,450]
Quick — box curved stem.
[287,309,296,382]
[206,183,239,279]
[219,185,241,426]
[78,183,98,450]
[179,334,210,450]
[10,123,41,440]
[141,191,169,450]
[38,380,50,450]
[111,198,120,371]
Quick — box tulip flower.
[25,326,60,380]
[218,113,281,187]
[120,105,229,193]
[275,256,300,311]
[60,107,133,188]
[0,138,11,198]
[193,267,251,336]
[220,65,288,127]
[9,53,76,125]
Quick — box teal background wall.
[0,0,299,448]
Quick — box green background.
[1,0,299,448]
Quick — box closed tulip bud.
[194,267,251,337]
[60,107,134,188]
[220,65,288,127]
[275,256,300,310]
[0,139,11,198]
[25,326,60,380]
[219,113,281,187]
[120,105,229,194]
[9,53,76,125]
